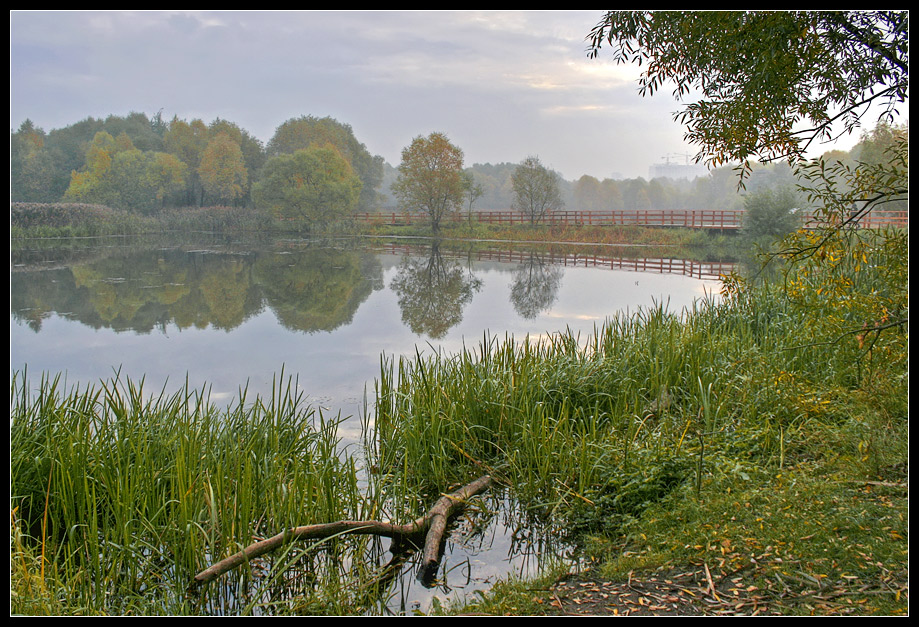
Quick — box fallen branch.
[192,475,492,587]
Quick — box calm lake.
[10,233,729,613]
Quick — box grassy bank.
[10,203,740,256]
[11,223,907,615]
[372,226,908,615]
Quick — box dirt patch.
[539,564,747,616]
[533,559,907,616]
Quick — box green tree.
[588,10,908,338]
[198,132,248,205]
[392,132,467,233]
[64,130,119,206]
[622,178,652,211]
[741,186,802,241]
[252,146,362,229]
[267,115,383,211]
[647,179,669,211]
[109,148,156,211]
[11,120,57,202]
[588,11,908,177]
[852,122,908,167]
[599,178,625,212]
[573,175,603,212]
[165,117,210,205]
[40,117,107,200]
[100,112,164,153]
[843,122,909,216]
[209,118,266,202]
[63,130,187,212]
[105,148,187,214]
[511,156,564,224]
[463,162,518,210]
[145,152,188,210]
[462,171,485,218]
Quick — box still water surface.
[10,234,726,613]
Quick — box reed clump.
[373,227,908,549]
[10,371,376,615]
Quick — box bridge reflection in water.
[375,242,735,282]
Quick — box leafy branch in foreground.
[588,10,908,356]
[587,11,908,179]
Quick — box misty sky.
[10,10,872,181]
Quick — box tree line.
[10,113,384,229]
[11,109,905,232]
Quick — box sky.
[9,10,877,182]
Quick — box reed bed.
[373,227,908,536]
[10,371,381,615]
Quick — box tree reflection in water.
[509,252,564,320]
[389,240,483,339]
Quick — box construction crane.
[661,152,694,165]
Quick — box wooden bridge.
[355,209,908,230]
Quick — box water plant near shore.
[10,220,907,615]
[10,370,380,614]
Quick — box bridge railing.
[353,209,907,230]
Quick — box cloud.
[10,10,697,180]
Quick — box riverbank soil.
[541,555,908,616]
[533,462,909,616]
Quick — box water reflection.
[11,235,730,614]
[390,240,483,339]
[11,237,733,342]
[10,242,383,335]
[255,246,384,333]
[509,252,564,319]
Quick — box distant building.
[649,161,708,181]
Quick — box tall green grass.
[372,227,908,536]
[10,371,377,615]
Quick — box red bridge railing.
[354,209,908,230]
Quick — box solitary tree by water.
[252,145,362,231]
[392,132,466,233]
[511,156,564,225]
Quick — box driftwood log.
[192,475,492,587]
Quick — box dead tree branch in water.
[192,475,493,587]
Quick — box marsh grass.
[372,227,908,565]
[9,370,384,615]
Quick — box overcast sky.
[10,10,873,181]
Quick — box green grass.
[9,370,384,615]
[11,225,908,615]
[371,227,908,616]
